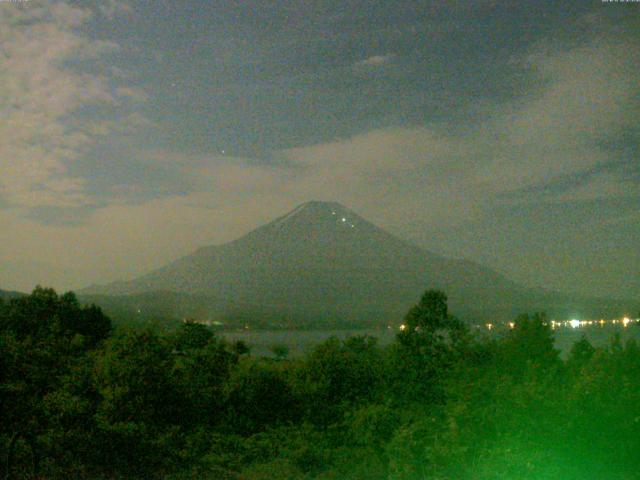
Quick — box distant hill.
[80,201,638,327]
[0,289,25,301]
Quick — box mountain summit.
[81,201,636,325]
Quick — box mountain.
[0,289,25,301]
[80,201,638,327]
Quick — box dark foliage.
[2,288,639,479]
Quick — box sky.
[0,0,638,299]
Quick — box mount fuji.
[80,201,637,327]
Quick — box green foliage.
[0,288,112,478]
[172,338,238,428]
[0,286,111,345]
[94,329,179,427]
[299,335,385,425]
[497,312,560,377]
[92,328,186,476]
[270,343,290,360]
[346,404,401,453]
[2,286,640,479]
[239,458,304,480]
[567,334,596,369]
[392,290,469,403]
[225,358,300,435]
[172,320,214,351]
[403,289,450,331]
[232,339,251,356]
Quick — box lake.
[222,323,640,358]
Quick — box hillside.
[80,201,638,326]
[0,289,25,301]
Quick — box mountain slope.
[0,289,26,301]
[81,201,637,325]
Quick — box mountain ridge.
[79,201,638,325]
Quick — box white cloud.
[354,54,396,68]
[0,1,143,211]
[98,0,132,19]
[481,37,639,193]
[280,31,640,227]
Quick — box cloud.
[0,8,637,296]
[277,27,640,229]
[0,1,144,213]
[480,37,639,194]
[98,0,132,19]
[0,182,296,290]
[34,19,633,246]
[354,54,396,68]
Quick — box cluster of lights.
[554,317,637,329]
[331,211,355,228]
[400,317,639,333]
[475,317,639,331]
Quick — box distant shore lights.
[477,316,639,331]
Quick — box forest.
[2,287,640,479]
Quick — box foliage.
[298,335,385,425]
[2,287,640,479]
[224,358,300,435]
[392,290,469,403]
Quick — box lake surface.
[222,324,640,358]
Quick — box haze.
[0,0,638,299]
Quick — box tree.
[0,287,110,346]
[403,290,449,331]
[172,320,214,352]
[397,289,466,349]
[0,288,111,478]
[172,337,238,428]
[567,335,595,370]
[224,359,299,435]
[270,344,289,361]
[391,290,468,403]
[92,328,184,476]
[298,335,384,425]
[498,312,560,378]
[232,340,251,356]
